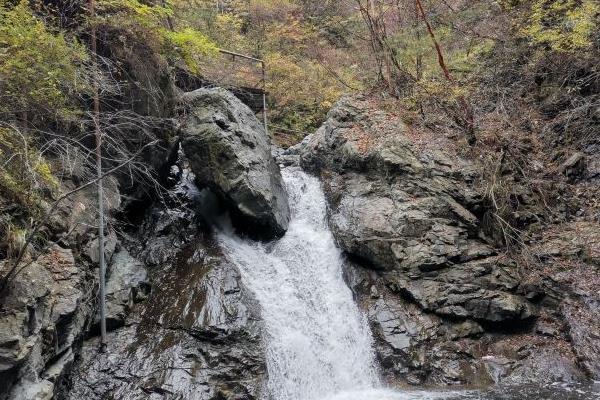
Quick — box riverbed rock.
[179,87,290,239]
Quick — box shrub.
[0,0,90,119]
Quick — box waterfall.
[218,167,379,400]
[217,167,468,400]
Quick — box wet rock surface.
[1,90,598,399]
[1,87,286,399]
[62,167,266,400]
[65,243,265,400]
[302,96,598,387]
[179,87,290,239]
[100,248,149,331]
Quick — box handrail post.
[262,61,268,135]
[90,0,107,354]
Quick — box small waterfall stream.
[218,167,379,400]
[217,168,470,400]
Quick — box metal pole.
[95,125,107,354]
[218,49,263,63]
[262,62,268,135]
[91,0,107,353]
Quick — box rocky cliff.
[292,95,600,386]
[0,88,285,400]
[63,170,266,400]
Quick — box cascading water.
[217,168,471,400]
[217,167,600,400]
[218,167,379,400]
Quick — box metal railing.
[218,49,268,135]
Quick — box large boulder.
[300,96,578,387]
[179,88,290,239]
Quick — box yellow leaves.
[216,13,244,32]
[264,17,318,53]
[265,53,334,107]
[566,1,599,49]
[449,39,495,75]
[249,0,296,14]
[264,52,351,136]
[211,12,247,49]
[160,0,359,142]
[33,161,58,190]
[96,0,171,27]
[521,0,599,51]
[161,28,218,73]
[0,0,89,117]
[93,0,220,76]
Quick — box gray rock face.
[99,248,149,331]
[0,245,87,400]
[63,167,266,400]
[344,243,586,387]
[2,87,286,400]
[2,131,269,400]
[303,96,590,387]
[300,96,534,324]
[387,257,535,323]
[0,176,122,400]
[525,221,600,380]
[65,241,265,400]
[179,88,290,239]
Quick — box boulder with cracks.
[179,87,290,239]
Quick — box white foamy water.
[218,167,380,400]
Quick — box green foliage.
[180,0,362,144]
[162,28,219,73]
[265,52,359,142]
[96,0,171,29]
[95,0,218,74]
[0,0,90,118]
[521,0,599,51]
[213,13,247,49]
